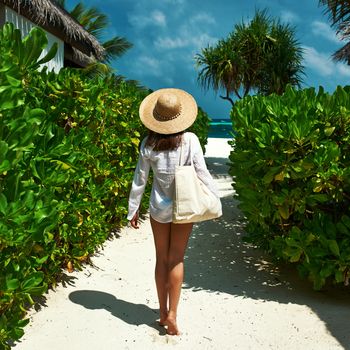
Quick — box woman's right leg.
[150,216,171,325]
[166,222,193,335]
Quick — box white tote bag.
[172,139,222,224]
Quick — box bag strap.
[178,133,193,166]
[179,137,184,166]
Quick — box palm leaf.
[102,37,133,63]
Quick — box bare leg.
[165,222,193,335]
[150,216,171,325]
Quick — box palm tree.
[195,39,242,105]
[56,0,132,64]
[195,9,304,105]
[258,21,304,95]
[319,0,350,27]
[319,0,350,64]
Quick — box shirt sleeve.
[190,134,220,198]
[127,138,151,220]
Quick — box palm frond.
[102,37,133,62]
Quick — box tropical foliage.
[229,85,350,290]
[0,23,210,348]
[189,107,211,151]
[56,0,132,69]
[319,0,350,30]
[195,9,304,105]
[0,23,142,349]
[319,0,350,63]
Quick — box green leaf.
[313,276,326,290]
[6,278,20,291]
[28,108,46,122]
[35,255,49,265]
[22,27,48,66]
[24,283,48,296]
[290,249,302,262]
[291,121,301,139]
[336,222,349,236]
[320,264,334,278]
[274,170,285,181]
[11,261,20,272]
[37,42,58,65]
[0,193,8,214]
[6,74,21,87]
[0,141,9,163]
[335,270,344,283]
[13,327,25,339]
[341,215,350,229]
[18,318,30,327]
[278,203,290,220]
[23,190,35,210]
[262,166,282,184]
[30,160,41,180]
[21,271,44,292]
[34,209,49,223]
[328,240,340,257]
[324,126,335,137]
[0,159,11,175]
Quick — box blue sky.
[67,0,350,119]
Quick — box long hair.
[145,130,184,151]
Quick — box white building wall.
[4,6,64,73]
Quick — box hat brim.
[139,88,198,134]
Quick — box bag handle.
[178,133,193,166]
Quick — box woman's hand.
[130,212,139,229]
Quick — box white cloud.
[311,21,341,44]
[138,56,161,71]
[337,64,350,77]
[133,55,175,85]
[163,0,185,3]
[303,46,333,76]
[303,45,350,78]
[154,32,217,51]
[155,37,189,49]
[152,10,166,27]
[154,10,217,51]
[190,12,216,25]
[125,2,218,87]
[280,10,300,24]
[128,9,166,29]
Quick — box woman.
[127,88,219,335]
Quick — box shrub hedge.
[0,24,210,348]
[229,85,350,290]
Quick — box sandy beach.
[13,138,350,350]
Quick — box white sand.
[14,138,350,350]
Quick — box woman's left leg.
[150,217,193,334]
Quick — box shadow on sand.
[69,290,166,335]
[183,156,350,349]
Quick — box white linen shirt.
[127,132,219,223]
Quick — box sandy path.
[14,138,350,350]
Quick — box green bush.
[229,85,350,290]
[189,106,211,152]
[0,23,210,348]
[0,24,147,348]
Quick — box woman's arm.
[127,138,151,227]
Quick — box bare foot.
[159,310,168,327]
[165,316,180,335]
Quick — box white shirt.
[127,132,219,223]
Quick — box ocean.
[208,119,234,138]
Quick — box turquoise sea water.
[208,119,234,138]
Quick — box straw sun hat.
[139,88,198,134]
